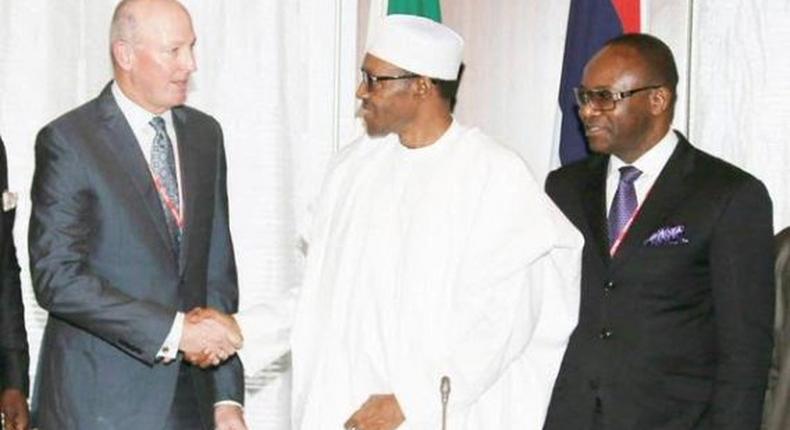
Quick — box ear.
[112,40,135,71]
[649,86,672,115]
[414,76,433,98]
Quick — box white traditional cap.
[367,14,464,81]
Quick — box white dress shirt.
[606,129,679,212]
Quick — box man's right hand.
[179,307,243,368]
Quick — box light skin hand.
[186,307,243,367]
[344,394,405,430]
[179,307,243,368]
[187,307,243,346]
[214,404,247,430]
[0,388,29,430]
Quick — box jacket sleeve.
[202,123,245,405]
[28,125,174,365]
[709,177,774,429]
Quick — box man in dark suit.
[0,136,29,430]
[543,33,774,430]
[28,0,246,429]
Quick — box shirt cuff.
[157,312,184,360]
[215,400,244,410]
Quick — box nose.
[356,81,369,99]
[578,102,599,121]
[183,48,197,73]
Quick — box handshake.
[178,307,244,368]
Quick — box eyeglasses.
[360,69,419,91]
[573,85,663,111]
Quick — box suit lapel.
[610,135,696,271]
[582,155,612,264]
[96,84,176,258]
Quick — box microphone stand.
[440,376,451,430]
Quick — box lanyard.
[153,175,184,230]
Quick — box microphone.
[440,376,451,430]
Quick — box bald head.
[110,0,196,114]
[110,0,190,46]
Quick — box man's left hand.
[344,394,404,430]
[214,404,247,430]
[0,389,29,430]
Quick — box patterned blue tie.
[149,116,181,251]
[608,166,642,247]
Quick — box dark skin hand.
[0,389,29,430]
[344,394,405,430]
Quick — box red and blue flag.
[557,0,640,165]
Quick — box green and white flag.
[387,0,442,22]
[367,0,443,43]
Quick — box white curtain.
[442,0,572,179]
[0,0,359,428]
[689,0,790,231]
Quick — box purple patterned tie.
[608,166,642,246]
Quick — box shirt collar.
[111,81,173,132]
[609,129,678,179]
[395,117,461,157]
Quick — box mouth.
[172,80,189,92]
[358,103,373,117]
[584,124,608,137]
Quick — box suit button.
[604,281,615,292]
[599,329,613,339]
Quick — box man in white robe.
[285,15,584,430]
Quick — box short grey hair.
[109,0,139,44]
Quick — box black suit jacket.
[543,133,774,430]
[28,84,243,430]
[0,136,28,396]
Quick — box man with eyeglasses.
[288,14,583,430]
[543,33,774,430]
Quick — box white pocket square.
[2,191,17,212]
